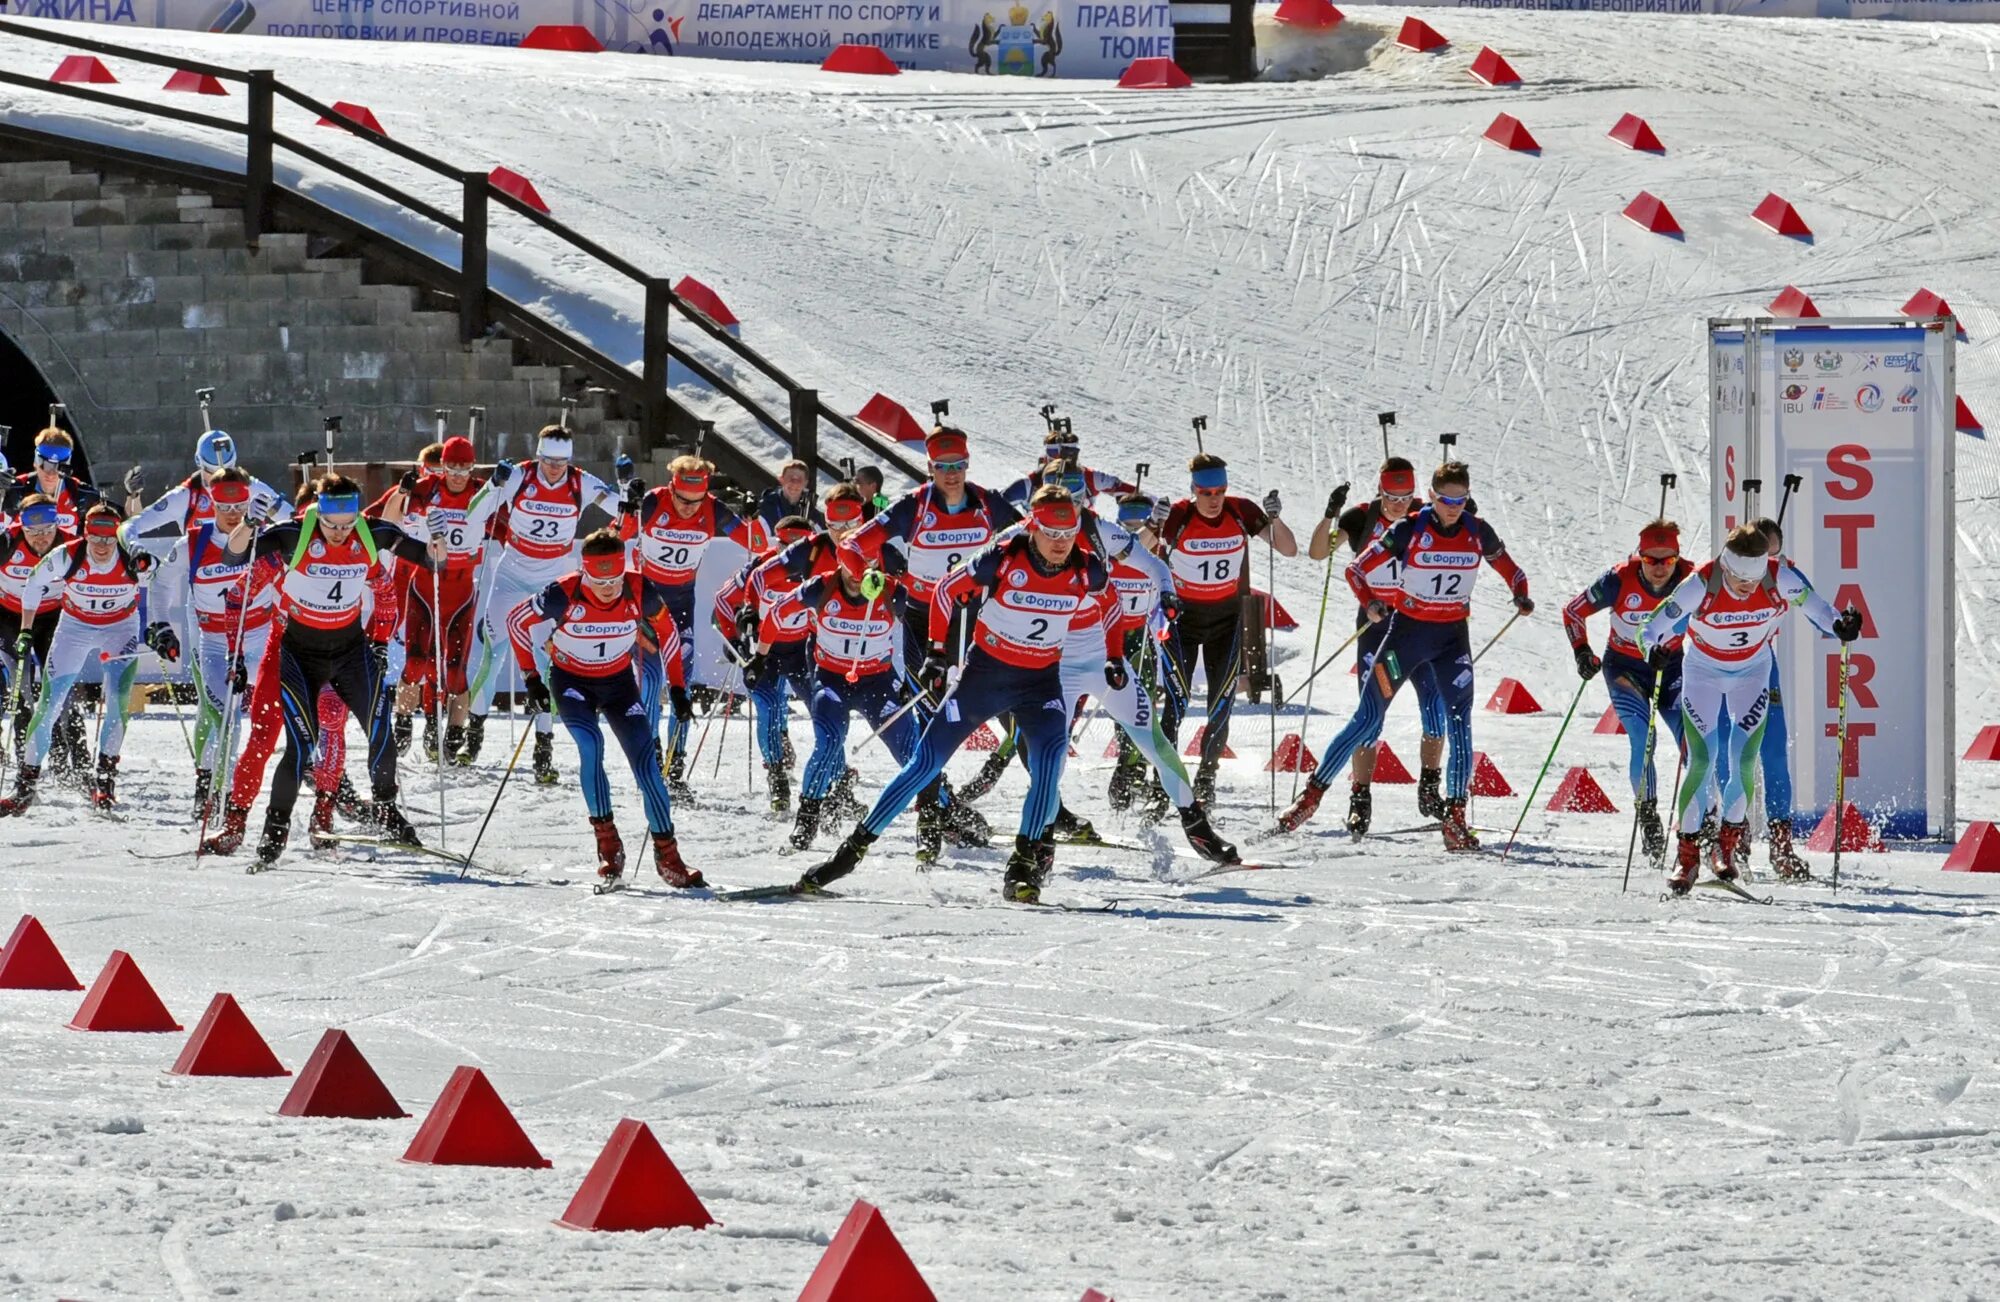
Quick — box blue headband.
[35,443,71,465]
[1190,466,1228,490]
[1117,500,1151,524]
[316,492,361,515]
[19,503,59,529]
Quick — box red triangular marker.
[1902,287,1954,321]
[51,55,116,85]
[0,915,83,990]
[1266,734,1317,773]
[1395,16,1447,52]
[1116,57,1192,89]
[1483,113,1538,153]
[1079,1291,1117,1302]
[1470,752,1513,798]
[1943,822,2000,873]
[487,167,550,215]
[558,1118,718,1232]
[1547,767,1617,813]
[163,69,228,96]
[69,951,181,1032]
[171,993,290,1077]
[1752,193,1811,239]
[1485,678,1543,714]
[1623,192,1682,237]
[1183,725,1236,759]
[278,1029,408,1118]
[521,23,604,51]
[317,101,386,135]
[1469,47,1519,86]
[1273,0,1341,28]
[1803,802,1884,853]
[1593,705,1626,735]
[1370,741,1415,783]
[1102,735,1124,759]
[1956,396,1982,434]
[1963,724,2000,761]
[1769,286,1820,319]
[965,721,1001,752]
[821,43,900,75]
[1608,113,1663,152]
[673,275,740,329]
[856,394,927,445]
[403,1066,551,1168]
[798,1200,938,1302]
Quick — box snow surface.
[3,9,2000,1299]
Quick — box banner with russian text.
[1396,0,2000,21]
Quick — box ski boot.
[1417,766,1445,821]
[1441,797,1480,852]
[798,828,876,892]
[1716,820,1747,882]
[1192,757,1220,810]
[334,772,367,821]
[392,711,414,757]
[825,767,863,823]
[454,715,485,766]
[956,746,1013,804]
[1344,783,1373,840]
[1002,834,1046,904]
[1279,778,1327,833]
[254,812,290,870]
[780,732,796,770]
[532,733,558,786]
[914,793,947,864]
[765,762,792,816]
[201,802,250,855]
[786,795,823,854]
[308,791,338,848]
[1136,774,1172,827]
[0,764,40,817]
[374,800,423,849]
[90,754,119,810]
[1768,818,1811,881]
[421,712,440,763]
[1669,833,1701,895]
[1638,798,1668,869]
[1049,803,1102,846]
[591,814,625,884]
[442,722,465,766]
[193,768,214,821]
[1180,803,1238,865]
[940,788,991,848]
[653,834,704,888]
[1106,751,1146,811]
[666,747,698,804]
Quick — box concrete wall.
[0,158,632,496]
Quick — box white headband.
[1719,548,1766,582]
[537,433,574,460]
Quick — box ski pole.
[1501,676,1589,860]
[1620,663,1668,894]
[460,713,535,879]
[1471,610,1522,667]
[1291,490,1345,801]
[711,692,734,781]
[1378,410,1396,461]
[1830,635,1853,891]
[1288,621,1370,699]
[1656,471,1676,521]
[1775,472,1803,528]
[432,562,448,854]
[200,523,262,855]
[1265,527,1277,818]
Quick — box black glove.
[523,670,552,715]
[144,621,180,664]
[1104,658,1129,691]
[230,654,249,694]
[917,648,952,708]
[1262,488,1283,520]
[130,551,155,577]
[1325,483,1350,520]
[1833,607,1863,643]
[690,683,716,714]
[740,651,767,689]
[1648,644,1670,670]
[622,478,647,514]
[670,685,693,720]
[490,459,514,487]
[1365,598,1391,623]
[123,465,145,498]
[1160,591,1183,620]
[398,467,421,495]
[734,607,759,649]
[1513,593,1535,616]
[1573,645,1601,682]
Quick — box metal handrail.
[0,15,246,81]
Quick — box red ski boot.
[1279,778,1327,833]
[1715,820,1747,882]
[90,755,119,810]
[1440,797,1480,852]
[652,833,705,889]
[1767,818,1810,881]
[0,764,40,817]
[201,802,251,855]
[1669,834,1701,895]
[591,814,626,883]
[308,791,337,848]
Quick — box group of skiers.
[0,413,1859,900]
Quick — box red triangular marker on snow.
[1183,725,1236,759]
[1593,705,1626,735]
[0,915,83,991]
[1769,286,1821,319]
[1117,57,1192,89]
[1079,1291,1117,1302]
[1485,678,1543,713]
[317,101,386,135]
[674,275,740,329]
[1470,752,1513,798]
[1370,741,1415,783]
[1956,396,1982,434]
[1902,287,1954,322]
[521,24,603,51]
[1963,724,2000,761]
[856,394,927,445]
[558,1118,718,1232]
[51,55,116,85]
[1803,802,1883,853]
[1943,822,2000,873]
[1608,113,1664,152]
[163,69,227,96]
[1395,16,1447,52]
[278,1029,408,1119]
[798,1200,938,1302]
[170,993,290,1077]
[487,167,550,215]
[403,1066,551,1168]
[1547,767,1617,813]
[1469,47,1520,86]
[1482,113,1538,153]
[1752,193,1811,239]
[1273,0,1342,28]
[69,951,181,1032]
[1266,733,1317,773]
[1102,735,1124,759]
[964,721,1001,752]
[1623,192,1682,237]
[821,43,900,75]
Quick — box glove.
[1647,644,1670,671]
[621,478,647,514]
[368,641,390,679]
[230,654,248,694]
[690,683,716,714]
[490,459,514,488]
[523,670,552,715]
[859,568,887,602]
[130,551,155,577]
[14,632,32,660]
[917,649,952,708]
[123,465,145,498]
[1833,607,1863,643]
[144,621,180,664]
[398,467,421,495]
[740,652,766,690]
[1104,658,1129,692]
[1513,593,1535,616]
[1573,645,1601,682]
[1325,483,1349,520]
[248,491,279,527]
[1262,489,1282,520]
[614,453,635,483]
[670,685,693,721]
[1148,497,1170,529]
[1365,598,1391,624]
[1160,590,1183,620]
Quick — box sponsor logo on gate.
[1814,351,1843,373]
[1880,351,1922,373]
[1857,384,1884,413]
[1782,348,1805,371]
[1783,383,1806,400]
[1812,387,1846,411]
[1895,385,1921,412]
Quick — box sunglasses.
[1434,493,1469,507]
[1037,524,1080,541]
[1640,550,1679,564]
[36,450,71,468]
[1381,492,1414,505]
[317,513,360,530]
[930,459,970,474]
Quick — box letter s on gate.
[1826,444,1872,501]
[1724,445,1736,499]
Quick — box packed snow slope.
[2,9,2000,1300]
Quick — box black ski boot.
[442,722,465,766]
[956,746,1012,804]
[1344,782,1372,839]
[194,767,214,820]
[392,711,414,757]
[915,793,947,864]
[1106,750,1146,811]
[1050,804,1102,845]
[1002,834,1045,904]
[825,767,864,822]
[799,828,876,892]
[454,715,485,766]
[533,733,558,786]
[1137,774,1172,827]
[786,795,823,854]
[373,799,423,848]
[766,762,791,816]
[1192,757,1220,809]
[0,763,40,817]
[1417,766,1444,821]
[1638,798,1668,868]
[421,712,440,763]
[334,772,367,821]
[254,812,290,870]
[1180,804,1238,865]
[940,790,991,848]
[90,754,119,810]
[667,747,698,803]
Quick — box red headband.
[84,514,120,538]
[1379,468,1416,495]
[673,469,710,494]
[209,481,252,506]
[1638,522,1681,554]
[581,551,625,580]
[926,429,969,462]
[778,520,816,541]
[1031,498,1080,533]
[825,496,865,525]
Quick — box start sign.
[1709,318,1956,839]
